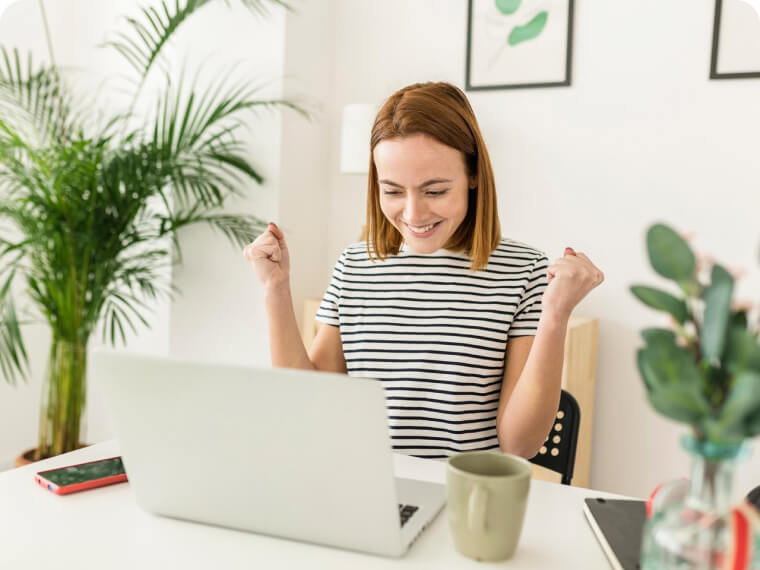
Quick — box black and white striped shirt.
[316,238,548,459]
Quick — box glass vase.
[640,435,755,569]
[36,337,88,459]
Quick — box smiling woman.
[244,81,604,460]
[374,136,471,255]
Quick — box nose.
[402,193,428,224]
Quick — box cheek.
[378,198,397,223]
[441,195,469,220]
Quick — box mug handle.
[467,484,488,533]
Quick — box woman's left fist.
[541,247,604,320]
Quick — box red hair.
[364,82,501,271]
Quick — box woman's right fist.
[243,222,291,288]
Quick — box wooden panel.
[301,299,598,487]
[561,316,599,488]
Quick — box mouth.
[404,221,441,238]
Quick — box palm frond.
[161,208,266,248]
[103,0,289,91]
[0,269,28,384]
[0,47,76,143]
[149,71,305,210]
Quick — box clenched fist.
[243,222,291,289]
[541,247,604,320]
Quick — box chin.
[405,238,443,254]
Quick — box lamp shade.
[339,103,376,175]
[0,0,22,19]
[742,0,760,19]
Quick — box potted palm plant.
[0,0,300,461]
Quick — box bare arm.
[496,248,604,458]
[496,314,567,458]
[246,222,347,373]
[264,284,315,370]
[265,286,347,372]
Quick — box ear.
[468,174,477,190]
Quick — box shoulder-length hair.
[364,81,501,272]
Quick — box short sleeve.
[315,249,346,327]
[509,255,549,338]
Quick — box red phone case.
[35,456,128,495]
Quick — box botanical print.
[467,0,573,90]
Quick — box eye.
[382,190,402,196]
[426,189,449,196]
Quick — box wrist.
[538,309,570,332]
[264,279,291,300]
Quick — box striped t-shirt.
[315,238,548,459]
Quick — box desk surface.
[1,440,625,569]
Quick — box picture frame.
[710,0,760,79]
[465,0,575,91]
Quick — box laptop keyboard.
[398,504,419,527]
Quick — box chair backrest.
[529,389,581,485]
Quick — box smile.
[404,221,441,237]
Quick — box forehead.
[373,134,466,179]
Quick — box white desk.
[0,440,623,569]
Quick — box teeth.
[408,222,436,233]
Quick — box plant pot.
[13,443,92,468]
[13,448,39,468]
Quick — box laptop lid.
[94,352,407,556]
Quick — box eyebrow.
[378,178,453,189]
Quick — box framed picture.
[465,0,575,91]
[710,0,760,79]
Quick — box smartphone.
[35,456,128,495]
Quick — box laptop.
[93,352,446,557]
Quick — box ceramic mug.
[447,451,532,561]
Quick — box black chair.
[529,389,581,485]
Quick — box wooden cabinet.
[301,299,598,488]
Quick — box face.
[373,133,473,254]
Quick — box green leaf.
[495,0,521,15]
[723,326,760,375]
[646,223,696,282]
[637,339,704,394]
[647,386,711,425]
[641,328,677,346]
[103,0,290,102]
[728,310,748,330]
[0,270,28,384]
[0,47,77,142]
[508,12,548,46]
[637,335,709,427]
[714,371,760,440]
[701,264,734,362]
[745,408,760,438]
[630,285,688,324]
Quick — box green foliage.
[632,222,760,444]
[646,223,696,284]
[0,0,301,456]
[631,286,688,325]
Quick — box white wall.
[164,3,287,366]
[168,0,333,365]
[4,0,760,502]
[324,0,760,499]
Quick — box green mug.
[447,451,532,561]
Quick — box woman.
[244,81,603,460]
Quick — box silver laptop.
[94,352,446,557]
